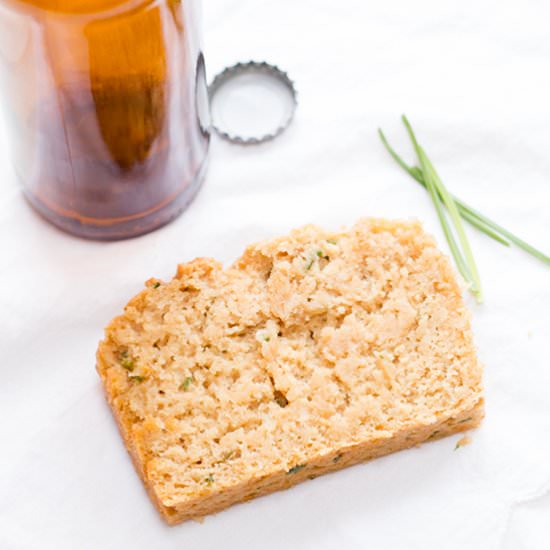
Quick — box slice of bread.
[96,219,483,524]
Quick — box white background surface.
[1,1,550,548]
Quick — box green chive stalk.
[378,117,549,301]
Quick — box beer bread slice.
[96,218,483,524]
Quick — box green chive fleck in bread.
[96,219,484,524]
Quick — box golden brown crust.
[163,401,483,523]
[97,349,168,516]
[99,346,482,524]
[96,218,484,524]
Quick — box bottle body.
[0,0,210,239]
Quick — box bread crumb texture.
[97,219,483,524]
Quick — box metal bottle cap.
[208,61,297,145]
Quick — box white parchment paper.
[1,1,549,548]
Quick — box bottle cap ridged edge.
[208,61,297,145]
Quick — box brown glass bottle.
[0,0,210,240]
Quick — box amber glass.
[0,0,210,239]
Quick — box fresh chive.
[152,282,161,289]
[456,208,511,247]
[255,329,271,343]
[221,450,235,462]
[378,128,419,178]
[453,198,550,265]
[398,116,482,301]
[180,376,194,391]
[396,155,511,247]
[412,165,510,246]
[421,146,483,301]
[287,464,306,475]
[379,130,510,246]
[204,474,214,485]
[401,117,481,293]
[119,350,135,372]
[128,375,146,383]
[379,126,550,266]
[423,150,478,297]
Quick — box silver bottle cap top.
[208,61,297,145]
